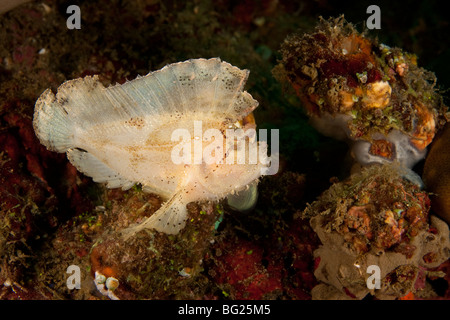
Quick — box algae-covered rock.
[304,165,450,299]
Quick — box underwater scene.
[1,0,450,305]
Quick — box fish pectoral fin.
[67,148,134,190]
[226,182,259,213]
[122,190,189,239]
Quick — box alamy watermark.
[66,264,81,290]
[66,4,382,31]
[66,5,81,29]
[170,120,279,176]
[366,5,381,30]
[366,265,381,290]
[354,263,382,290]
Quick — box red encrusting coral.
[212,238,283,300]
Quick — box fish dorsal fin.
[34,58,258,150]
[109,57,258,122]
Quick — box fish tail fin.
[33,88,75,152]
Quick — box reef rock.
[275,16,448,168]
[303,165,450,299]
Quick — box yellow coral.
[363,81,391,109]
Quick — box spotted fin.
[116,57,258,121]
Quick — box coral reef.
[275,16,448,168]
[1,0,449,301]
[303,165,450,299]
[275,16,450,299]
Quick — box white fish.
[33,58,269,236]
